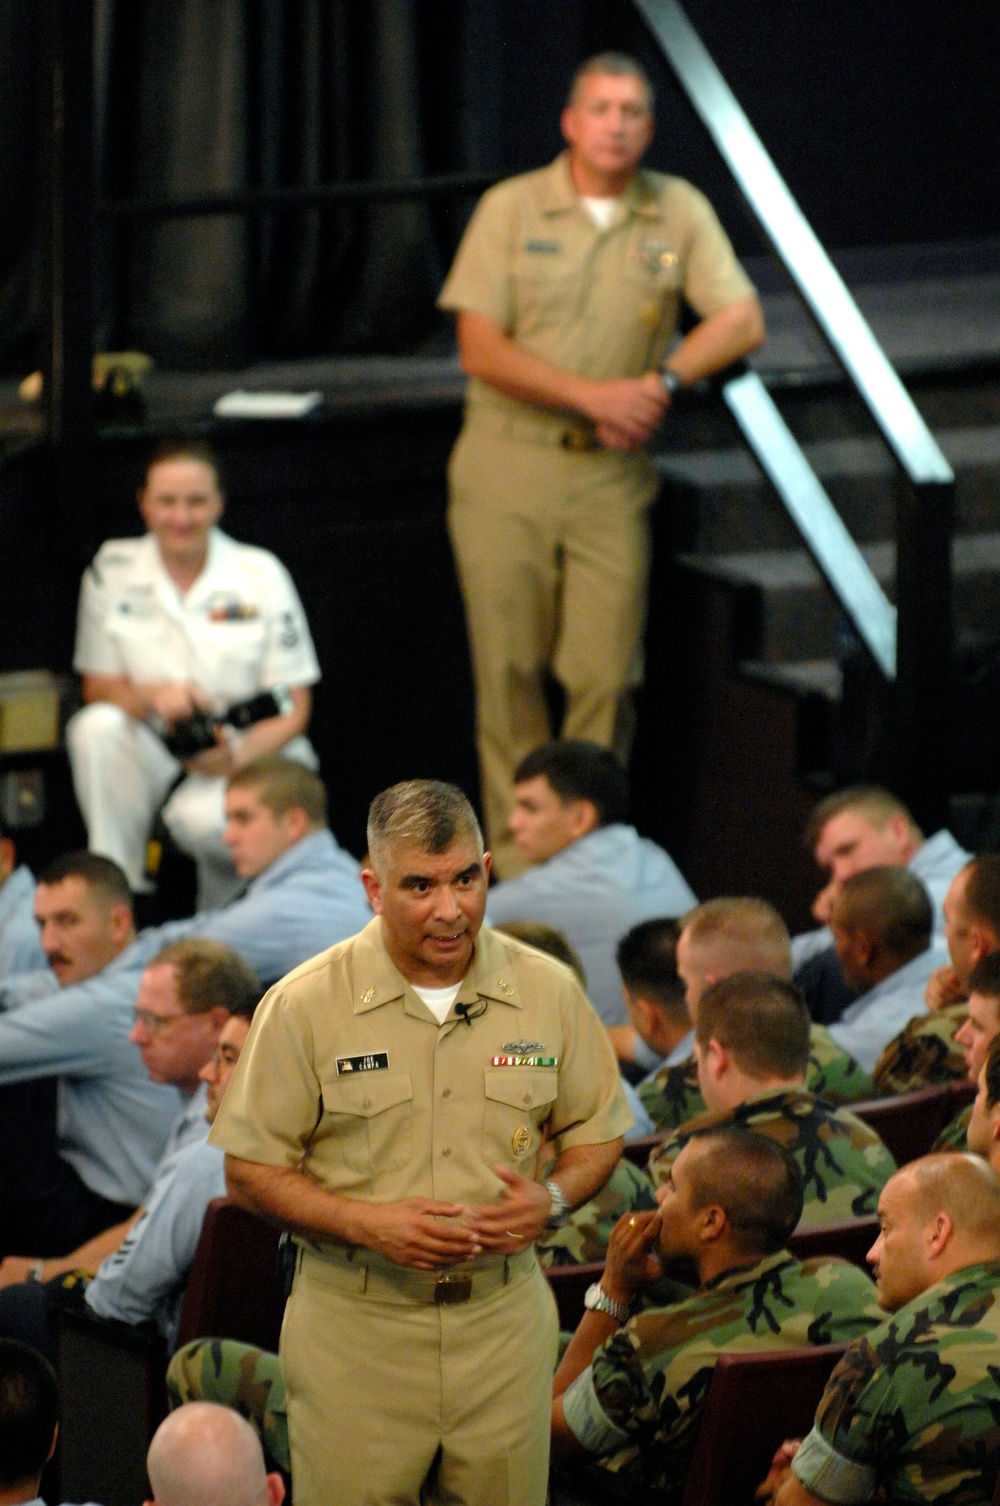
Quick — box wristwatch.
[541,1178,570,1229]
[659,367,683,397]
[584,1282,631,1323]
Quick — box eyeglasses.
[133,1008,187,1035]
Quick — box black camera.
[150,686,295,760]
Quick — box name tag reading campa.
[336,1053,390,1075]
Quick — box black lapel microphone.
[455,999,488,1027]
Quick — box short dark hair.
[684,1129,804,1256]
[36,851,133,912]
[964,856,1000,939]
[805,785,920,853]
[969,951,1000,1001]
[984,1034,1000,1111]
[695,972,811,1080]
[617,918,687,1025]
[228,756,327,828]
[0,1340,58,1489]
[514,741,629,827]
[149,939,261,1020]
[145,438,223,493]
[832,866,933,955]
[494,921,586,987]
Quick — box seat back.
[621,1133,664,1168]
[788,1216,879,1270]
[543,1260,605,1331]
[851,1082,958,1165]
[681,1343,848,1506]
[174,1196,286,1351]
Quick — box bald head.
[146,1404,283,1506]
[903,1153,1000,1242]
[870,1153,1000,1311]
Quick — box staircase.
[633,243,1000,925]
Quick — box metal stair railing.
[634,0,955,821]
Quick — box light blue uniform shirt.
[131,828,371,985]
[86,1131,225,1345]
[828,945,948,1074]
[0,866,46,979]
[487,825,696,1027]
[792,828,971,969]
[0,948,182,1206]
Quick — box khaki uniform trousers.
[448,415,659,857]
[282,1245,559,1506]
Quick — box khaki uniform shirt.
[211,919,630,1221]
[438,153,755,438]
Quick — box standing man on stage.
[211,779,629,1506]
[439,52,765,868]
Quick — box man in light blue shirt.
[614,919,692,1137]
[0,852,178,1256]
[487,742,695,1027]
[0,940,258,1360]
[792,785,970,1025]
[0,821,46,980]
[827,866,945,1074]
[85,977,257,1343]
[135,756,371,987]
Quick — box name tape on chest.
[336,1053,390,1075]
[491,1055,557,1068]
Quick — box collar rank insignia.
[358,986,376,1004]
[496,977,514,996]
[336,1053,389,1075]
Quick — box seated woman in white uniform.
[66,440,320,909]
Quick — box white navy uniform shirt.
[73,528,320,707]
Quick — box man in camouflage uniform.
[647,973,894,1225]
[965,1032,1000,1168]
[770,1154,1000,1506]
[929,951,1000,1150]
[168,1338,291,1476]
[639,899,874,1132]
[550,1129,883,1500]
[873,857,1000,1095]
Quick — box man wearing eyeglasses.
[0,938,260,1356]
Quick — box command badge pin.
[512,1125,533,1156]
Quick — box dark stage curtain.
[0,0,501,374]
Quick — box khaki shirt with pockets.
[438,152,756,428]
[211,919,631,1220]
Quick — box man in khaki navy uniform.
[211,779,629,1506]
[439,51,765,868]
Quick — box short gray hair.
[567,52,654,111]
[367,780,483,877]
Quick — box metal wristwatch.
[659,367,683,397]
[541,1177,570,1229]
[583,1282,631,1323]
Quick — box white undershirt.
[581,195,619,229]
[412,982,463,1025]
